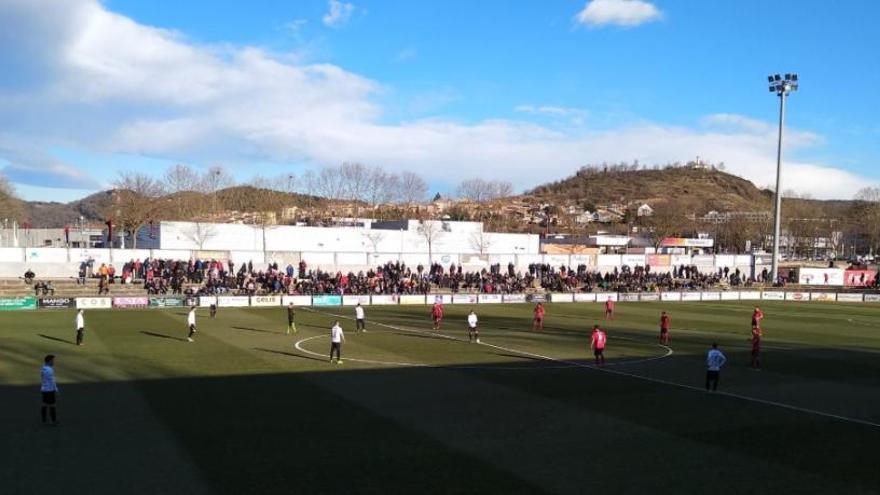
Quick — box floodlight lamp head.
[774,74,782,81]
[791,73,798,82]
[767,75,775,83]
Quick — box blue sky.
[1,0,878,202]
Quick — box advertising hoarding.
[312,295,342,306]
[0,296,37,310]
[251,295,282,307]
[76,297,112,309]
[113,297,149,308]
[39,297,73,308]
[217,296,250,307]
[399,295,427,305]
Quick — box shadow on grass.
[253,347,328,363]
[392,332,451,342]
[493,352,548,362]
[37,334,75,345]
[141,331,186,342]
[231,326,276,334]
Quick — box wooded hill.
[527,165,775,212]
[12,187,322,228]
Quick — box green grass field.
[3,301,880,494]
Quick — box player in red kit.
[604,297,615,321]
[659,311,670,345]
[750,325,762,370]
[431,301,444,330]
[590,325,607,366]
[752,307,764,329]
[533,302,545,330]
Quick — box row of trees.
[0,174,22,221]
[104,162,516,248]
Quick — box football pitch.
[2,301,880,494]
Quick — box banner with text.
[39,297,73,308]
[0,296,37,310]
[452,294,478,305]
[312,295,342,306]
[76,297,112,309]
[342,295,372,306]
[113,297,149,308]
[217,296,250,307]
[251,295,282,307]
[836,293,864,302]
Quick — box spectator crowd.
[87,257,774,297]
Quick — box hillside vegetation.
[528,165,774,212]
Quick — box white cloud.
[322,0,355,28]
[0,0,873,201]
[575,0,662,27]
[0,134,100,189]
[284,19,308,34]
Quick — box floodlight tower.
[767,73,798,284]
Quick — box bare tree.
[399,171,428,205]
[0,173,22,221]
[644,199,691,249]
[185,221,218,250]
[456,178,514,202]
[469,230,492,255]
[108,172,166,248]
[200,166,235,216]
[163,164,200,219]
[417,220,445,260]
[365,168,399,214]
[362,231,385,253]
[339,162,371,207]
[457,178,491,202]
[299,170,318,222]
[855,187,880,202]
[249,175,273,190]
[315,166,345,203]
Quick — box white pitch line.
[303,307,880,430]
[293,333,577,370]
[301,307,671,368]
[294,334,427,367]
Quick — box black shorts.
[594,348,604,357]
[751,347,760,357]
[660,328,668,335]
[706,370,720,380]
[42,391,56,405]
[189,324,196,332]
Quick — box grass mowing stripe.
[306,306,880,430]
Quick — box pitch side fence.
[0,290,877,311]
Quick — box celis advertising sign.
[660,238,714,248]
